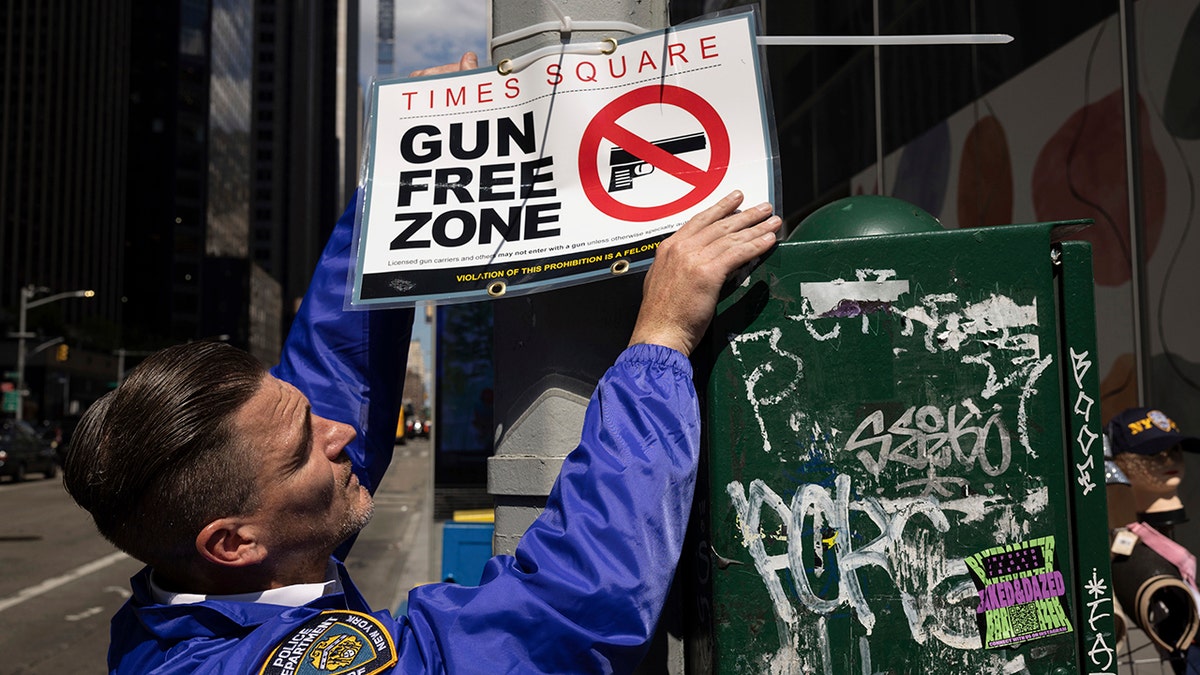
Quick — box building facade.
[669,0,1200,443]
[2,0,360,418]
[0,2,133,419]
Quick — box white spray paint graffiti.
[1084,568,1115,672]
[728,327,803,455]
[897,292,1050,465]
[846,403,1011,498]
[1070,347,1100,495]
[721,269,1071,670]
[727,474,1049,671]
[786,273,1044,405]
[727,275,1052,492]
[1069,345,1115,675]
[1015,355,1054,461]
[902,294,1038,354]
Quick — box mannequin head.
[1114,445,1185,513]
[1107,408,1200,516]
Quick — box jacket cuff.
[617,342,693,378]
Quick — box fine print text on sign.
[351,11,776,307]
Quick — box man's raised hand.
[628,191,781,357]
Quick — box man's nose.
[314,415,357,461]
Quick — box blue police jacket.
[105,195,701,673]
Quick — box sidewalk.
[345,438,441,614]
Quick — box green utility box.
[688,201,1117,674]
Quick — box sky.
[358,0,489,87]
[357,1,489,377]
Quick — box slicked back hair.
[63,341,267,569]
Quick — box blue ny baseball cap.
[1107,407,1200,456]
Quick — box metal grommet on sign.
[497,59,514,76]
[610,259,629,275]
[487,281,507,297]
[600,37,618,55]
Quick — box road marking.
[0,551,130,614]
[65,606,104,621]
[389,506,426,613]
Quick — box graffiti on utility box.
[703,227,1112,675]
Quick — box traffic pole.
[485,1,681,672]
[487,0,667,555]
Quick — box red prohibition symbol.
[579,84,731,222]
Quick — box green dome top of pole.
[788,195,943,242]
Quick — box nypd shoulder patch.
[259,610,398,675]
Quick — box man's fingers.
[708,217,781,270]
[628,189,779,356]
[675,190,745,237]
[670,201,776,265]
[693,201,776,249]
[409,51,479,78]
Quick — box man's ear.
[196,518,266,567]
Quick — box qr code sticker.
[1007,602,1040,636]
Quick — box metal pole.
[486,3,676,672]
[488,0,667,555]
[16,286,30,421]
[873,0,885,192]
[14,287,95,421]
[1118,0,1150,404]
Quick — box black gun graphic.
[607,132,707,192]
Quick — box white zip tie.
[491,0,650,77]
[496,37,619,75]
[546,0,571,34]
[491,20,650,49]
[756,33,1013,46]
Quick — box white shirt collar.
[149,561,343,607]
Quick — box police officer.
[62,55,781,670]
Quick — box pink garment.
[1128,521,1198,589]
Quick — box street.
[0,438,435,673]
[0,467,139,673]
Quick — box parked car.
[406,417,430,438]
[402,402,430,439]
[0,419,59,482]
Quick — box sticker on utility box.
[351,10,776,307]
[965,536,1074,649]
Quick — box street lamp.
[14,285,95,421]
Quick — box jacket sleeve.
[269,191,414,497]
[398,343,699,674]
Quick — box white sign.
[352,12,776,307]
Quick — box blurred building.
[0,3,130,343]
[1,0,361,418]
[0,2,133,418]
[404,340,427,414]
[250,0,360,329]
[121,0,277,363]
[377,0,395,77]
[126,0,360,366]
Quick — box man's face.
[233,374,373,557]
